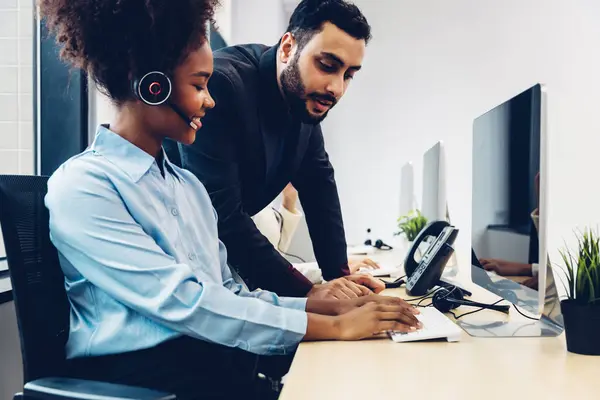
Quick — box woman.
[253,183,380,283]
[40,1,420,398]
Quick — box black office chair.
[0,175,175,400]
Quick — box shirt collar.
[91,125,176,183]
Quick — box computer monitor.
[399,162,416,217]
[465,83,563,337]
[422,141,449,223]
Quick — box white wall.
[484,230,530,264]
[214,0,233,44]
[229,0,286,46]
[322,0,600,274]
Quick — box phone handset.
[405,225,459,296]
[403,220,451,278]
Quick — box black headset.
[432,287,510,314]
[132,71,199,130]
[363,229,393,251]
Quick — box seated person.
[41,1,420,398]
[252,183,380,284]
[479,173,541,289]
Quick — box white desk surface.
[280,249,598,400]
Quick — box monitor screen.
[470,84,550,315]
[422,141,448,223]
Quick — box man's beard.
[280,57,337,125]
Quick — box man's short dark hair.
[286,0,371,51]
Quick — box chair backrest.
[0,175,69,382]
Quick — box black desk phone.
[404,221,459,296]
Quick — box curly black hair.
[286,0,371,51]
[38,0,220,104]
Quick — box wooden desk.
[280,279,597,400]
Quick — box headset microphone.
[133,71,198,130]
[169,102,198,130]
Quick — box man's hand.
[348,257,380,274]
[522,274,539,290]
[281,183,298,213]
[479,258,532,276]
[344,274,385,293]
[307,277,372,300]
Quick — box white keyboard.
[357,263,402,277]
[388,306,462,343]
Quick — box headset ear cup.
[374,239,393,250]
[134,71,172,105]
[432,287,464,313]
[432,289,452,313]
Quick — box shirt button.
[171,208,179,216]
[188,253,196,261]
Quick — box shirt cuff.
[286,265,315,296]
[531,263,539,275]
[277,296,308,311]
[267,308,308,355]
[322,263,351,281]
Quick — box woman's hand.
[348,257,380,274]
[334,302,421,340]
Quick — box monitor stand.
[456,315,563,337]
[455,265,565,337]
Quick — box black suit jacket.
[175,44,350,297]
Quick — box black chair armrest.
[23,377,176,400]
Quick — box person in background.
[170,0,382,300]
[479,173,540,289]
[40,1,420,398]
[253,183,380,285]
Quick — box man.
[172,0,380,298]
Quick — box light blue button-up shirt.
[45,126,308,359]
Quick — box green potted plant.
[557,228,600,355]
[395,210,428,243]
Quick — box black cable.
[0,256,6,262]
[512,304,539,321]
[404,287,445,304]
[453,299,505,320]
[272,207,306,263]
[282,252,306,263]
[416,296,434,308]
[414,285,462,308]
